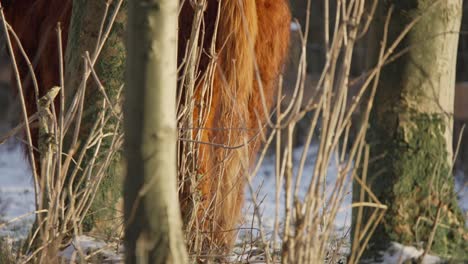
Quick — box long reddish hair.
[4,0,291,251]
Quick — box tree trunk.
[124,0,188,263]
[354,0,467,261]
[64,0,126,234]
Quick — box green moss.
[353,1,466,261]
[82,152,124,233]
[393,112,464,251]
[91,0,126,227]
[68,0,127,235]
[360,109,467,260]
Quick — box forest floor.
[0,140,466,263]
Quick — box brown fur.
[3,0,72,158]
[4,0,291,251]
[178,0,291,250]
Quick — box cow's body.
[4,0,291,251]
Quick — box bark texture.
[65,0,126,234]
[124,0,188,263]
[354,0,467,261]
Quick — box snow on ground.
[0,140,34,239]
[0,141,466,263]
[374,242,443,264]
[241,145,352,240]
[60,236,124,263]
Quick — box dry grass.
[0,1,124,263]
[174,0,388,262]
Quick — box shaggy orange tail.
[179,0,291,251]
[201,0,259,249]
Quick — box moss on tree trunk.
[354,0,467,261]
[65,0,127,235]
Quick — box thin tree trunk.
[124,0,188,263]
[354,0,467,261]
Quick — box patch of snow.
[226,245,270,263]
[60,235,123,263]
[376,242,442,264]
[0,141,34,239]
[242,145,352,238]
[291,21,301,31]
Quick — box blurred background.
[283,1,468,178]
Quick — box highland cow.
[3,0,291,251]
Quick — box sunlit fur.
[178,0,291,250]
[4,0,291,251]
